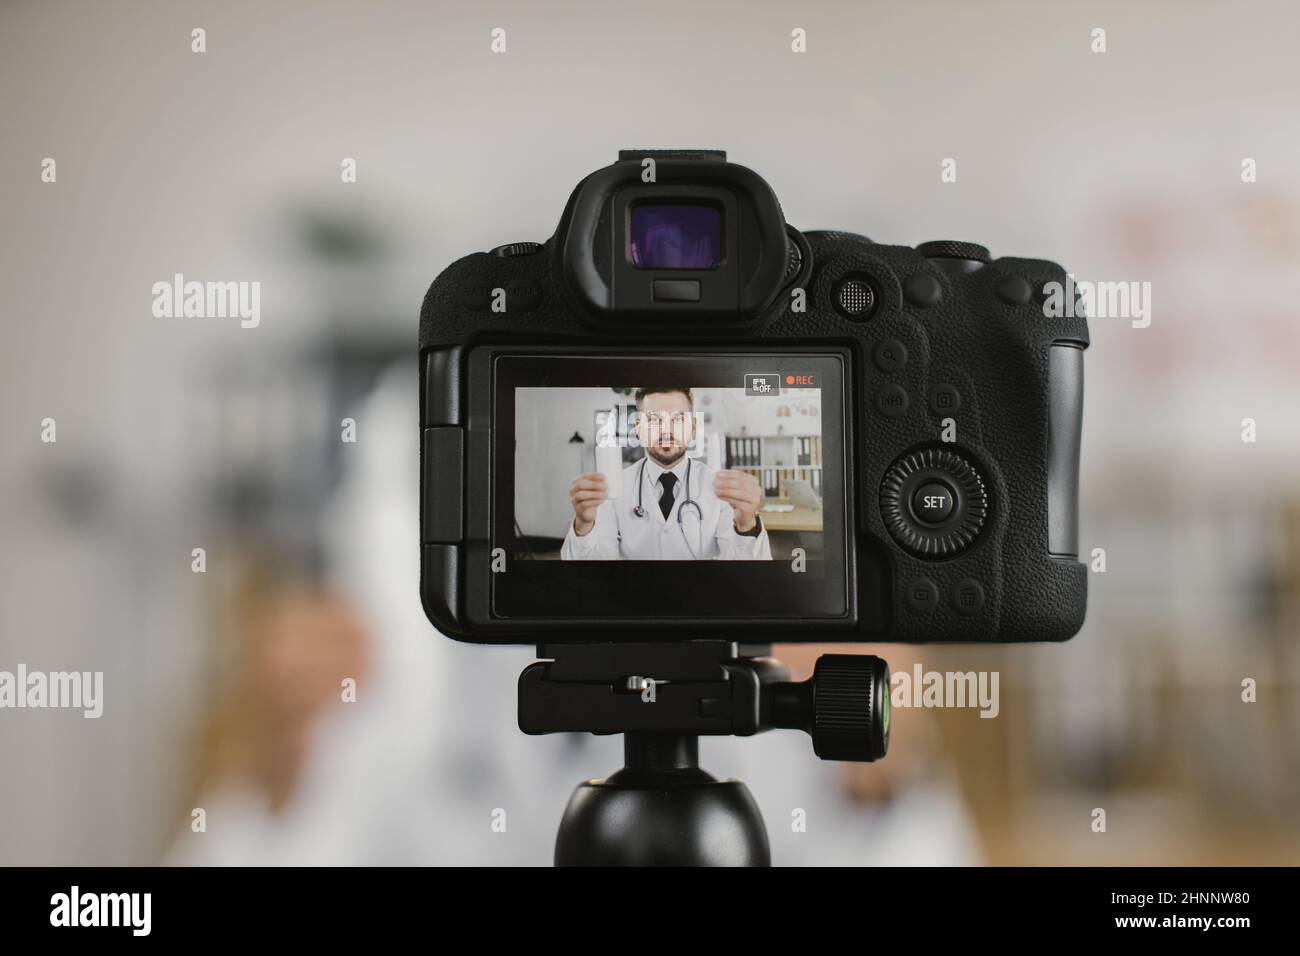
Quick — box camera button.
[917,240,990,276]
[652,279,702,303]
[873,384,910,417]
[950,579,986,615]
[905,578,939,613]
[910,482,956,525]
[489,242,543,257]
[873,339,908,372]
[834,277,877,319]
[904,273,942,307]
[918,240,990,264]
[880,447,988,557]
[997,275,1033,304]
[928,383,962,415]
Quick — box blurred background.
[2,0,1297,865]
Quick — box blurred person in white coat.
[172,363,980,866]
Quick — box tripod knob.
[769,655,891,761]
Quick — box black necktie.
[657,472,678,520]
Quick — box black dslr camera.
[418,150,1087,864]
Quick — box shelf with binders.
[725,434,823,499]
[727,466,822,499]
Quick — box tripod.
[519,642,890,866]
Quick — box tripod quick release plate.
[518,642,890,762]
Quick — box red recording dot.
[785,375,794,384]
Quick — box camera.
[418,149,1089,861]
[419,149,1089,646]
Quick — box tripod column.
[623,732,698,771]
[553,733,771,866]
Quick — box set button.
[911,482,956,525]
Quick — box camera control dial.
[880,448,988,557]
[490,241,543,257]
[916,240,990,276]
[916,240,990,264]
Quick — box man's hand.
[569,472,608,536]
[713,469,763,533]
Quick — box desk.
[759,504,823,533]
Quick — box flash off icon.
[745,373,779,397]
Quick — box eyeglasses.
[635,411,694,435]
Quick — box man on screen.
[561,386,771,561]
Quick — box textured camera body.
[419,152,1088,644]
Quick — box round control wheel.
[880,448,988,557]
[490,241,543,257]
[916,240,990,264]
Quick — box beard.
[647,444,686,468]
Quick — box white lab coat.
[561,456,771,560]
[170,363,981,867]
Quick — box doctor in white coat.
[561,386,771,561]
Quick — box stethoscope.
[630,456,705,557]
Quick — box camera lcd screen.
[487,351,851,622]
[629,204,722,269]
